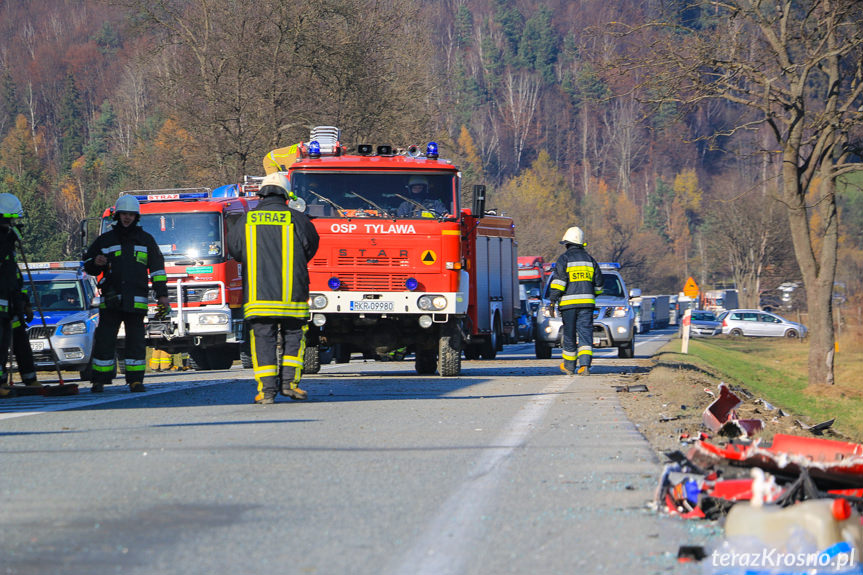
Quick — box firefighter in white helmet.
[227,172,319,404]
[548,226,603,375]
[396,175,447,218]
[84,194,169,392]
[0,193,34,397]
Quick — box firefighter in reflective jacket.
[548,226,603,376]
[227,172,319,404]
[84,195,169,392]
[0,194,33,397]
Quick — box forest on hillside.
[1,0,862,318]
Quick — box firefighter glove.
[154,303,170,321]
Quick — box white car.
[717,309,807,338]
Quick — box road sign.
[683,277,699,298]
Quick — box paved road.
[1,329,710,575]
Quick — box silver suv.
[534,263,637,359]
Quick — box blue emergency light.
[599,262,621,269]
[308,140,321,158]
[327,277,341,290]
[405,277,419,291]
[426,142,439,159]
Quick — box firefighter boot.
[577,364,590,376]
[559,360,576,376]
[0,384,16,399]
[254,391,276,405]
[129,381,147,393]
[280,380,308,401]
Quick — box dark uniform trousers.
[249,317,307,396]
[0,319,10,385]
[91,309,146,384]
[561,307,595,371]
[11,317,36,383]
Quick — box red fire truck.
[96,188,257,370]
[269,126,518,376]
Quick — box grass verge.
[659,328,863,441]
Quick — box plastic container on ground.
[724,498,862,551]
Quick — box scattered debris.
[613,383,649,393]
[676,545,706,562]
[701,382,763,438]
[795,417,836,435]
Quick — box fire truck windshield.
[291,171,456,219]
[136,213,222,260]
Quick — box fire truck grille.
[149,287,214,305]
[337,274,412,291]
[27,326,55,339]
[335,255,410,267]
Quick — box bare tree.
[498,69,540,170]
[706,191,792,309]
[609,0,863,386]
[115,0,435,183]
[604,95,647,198]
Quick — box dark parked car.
[682,310,721,337]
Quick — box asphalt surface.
[1,329,714,575]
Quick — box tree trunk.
[782,150,837,386]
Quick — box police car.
[21,262,100,379]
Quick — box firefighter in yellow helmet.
[0,193,34,397]
[227,173,319,404]
[548,226,603,375]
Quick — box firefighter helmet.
[0,193,24,219]
[259,172,291,198]
[408,175,428,190]
[115,195,140,214]
[560,226,585,246]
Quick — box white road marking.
[0,379,235,421]
[387,376,574,575]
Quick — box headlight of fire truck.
[201,289,221,302]
[199,313,229,325]
[309,294,328,309]
[418,295,447,311]
[60,321,88,335]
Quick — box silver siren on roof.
[309,126,340,155]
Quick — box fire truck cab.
[98,189,256,370]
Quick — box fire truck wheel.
[438,323,462,377]
[334,344,352,364]
[304,345,321,374]
[189,348,211,371]
[415,350,437,375]
[240,351,253,369]
[479,325,499,359]
[206,346,235,370]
